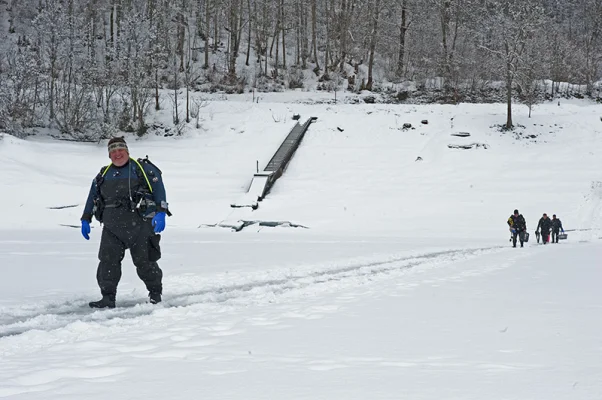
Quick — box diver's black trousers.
[97,218,162,296]
[512,230,525,247]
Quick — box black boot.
[149,291,162,304]
[89,294,116,309]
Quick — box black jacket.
[537,217,553,233]
[508,214,527,232]
[551,218,563,232]
[81,159,167,225]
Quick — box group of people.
[535,213,565,244]
[507,209,564,248]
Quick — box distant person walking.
[507,209,527,248]
[536,213,552,244]
[551,214,564,243]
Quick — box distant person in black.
[507,209,527,248]
[536,213,553,244]
[551,214,564,243]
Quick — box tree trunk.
[32,76,39,126]
[89,1,97,62]
[177,12,186,72]
[506,61,513,129]
[397,0,407,76]
[366,0,380,91]
[49,33,57,122]
[439,0,460,90]
[138,101,144,130]
[254,0,263,65]
[196,0,204,39]
[245,0,252,66]
[274,17,280,77]
[8,0,15,33]
[269,13,279,57]
[228,0,236,76]
[174,59,179,124]
[132,88,138,124]
[110,1,115,45]
[339,0,348,71]
[205,0,210,68]
[115,0,121,55]
[263,0,268,77]
[186,84,190,122]
[155,69,160,110]
[295,0,300,66]
[213,6,219,51]
[67,0,75,109]
[281,0,286,69]
[324,0,330,77]
[105,87,111,123]
[311,0,320,70]
[237,0,244,60]
[440,0,451,81]
[264,42,268,76]
[300,0,308,69]
[227,0,243,78]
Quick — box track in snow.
[0,246,505,338]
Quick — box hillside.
[1,97,601,399]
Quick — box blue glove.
[81,220,91,240]
[511,229,516,234]
[152,212,166,233]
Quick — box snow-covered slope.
[1,97,601,399]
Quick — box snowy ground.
[1,96,602,399]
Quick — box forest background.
[1,0,601,140]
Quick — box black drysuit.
[537,217,553,244]
[81,160,166,297]
[507,214,527,247]
[551,218,563,243]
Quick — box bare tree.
[517,35,546,117]
[477,0,545,128]
[190,96,208,128]
[0,44,41,135]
